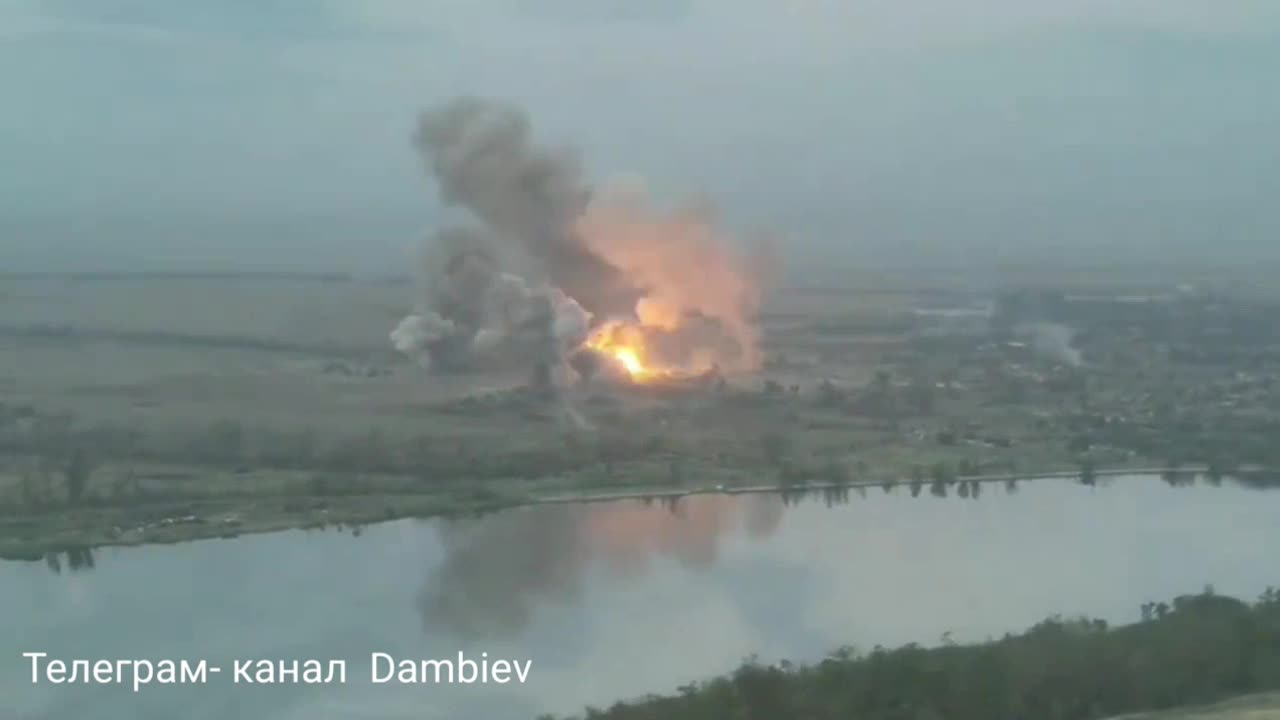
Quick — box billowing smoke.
[390,314,454,364]
[393,221,592,376]
[391,96,768,381]
[577,178,764,371]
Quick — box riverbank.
[1108,692,1280,719]
[0,460,1213,562]
[545,587,1280,720]
[531,465,1208,505]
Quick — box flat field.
[2,266,1275,558]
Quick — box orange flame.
[585,321,654,381]
[584,319,719,383]
[613,348,645,378]
[574,180,766,373]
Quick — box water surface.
[4,474,1278,720]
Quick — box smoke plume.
[577,178,764,370]
[391,96,769,381]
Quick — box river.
[4,473,1278,720]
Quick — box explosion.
[584,322,655,380]
[392,96,773,388]
[581,318,717,382]
[615,349,644,377]
[578,312,745,383]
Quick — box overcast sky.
[2,0,1278,269]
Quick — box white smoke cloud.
[1017,321,1083,367]
[390,313,455,359]
[549,289,591,350]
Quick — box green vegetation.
[3,275,1280,557]
[548,587,1280,720]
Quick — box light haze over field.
[2,0,1278,271]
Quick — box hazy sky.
[2,0,1278,269]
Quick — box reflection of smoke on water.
[743,496,785,539]
[420,507,589,640]
[43,547,96,574]
[418,495,783,640]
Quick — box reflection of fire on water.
[419,495,784,639]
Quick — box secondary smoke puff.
[391,314,455,365]
[1017,322,1083,367]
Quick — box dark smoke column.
[412,97,639,319]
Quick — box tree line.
[545,586,1280,720]
[0,402,673,509]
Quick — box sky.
[1,0,1278,271]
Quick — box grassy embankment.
[0,378,1218,561]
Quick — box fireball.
[613,348,646,378]
[582,318,722,383]
[585,321,654,380]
